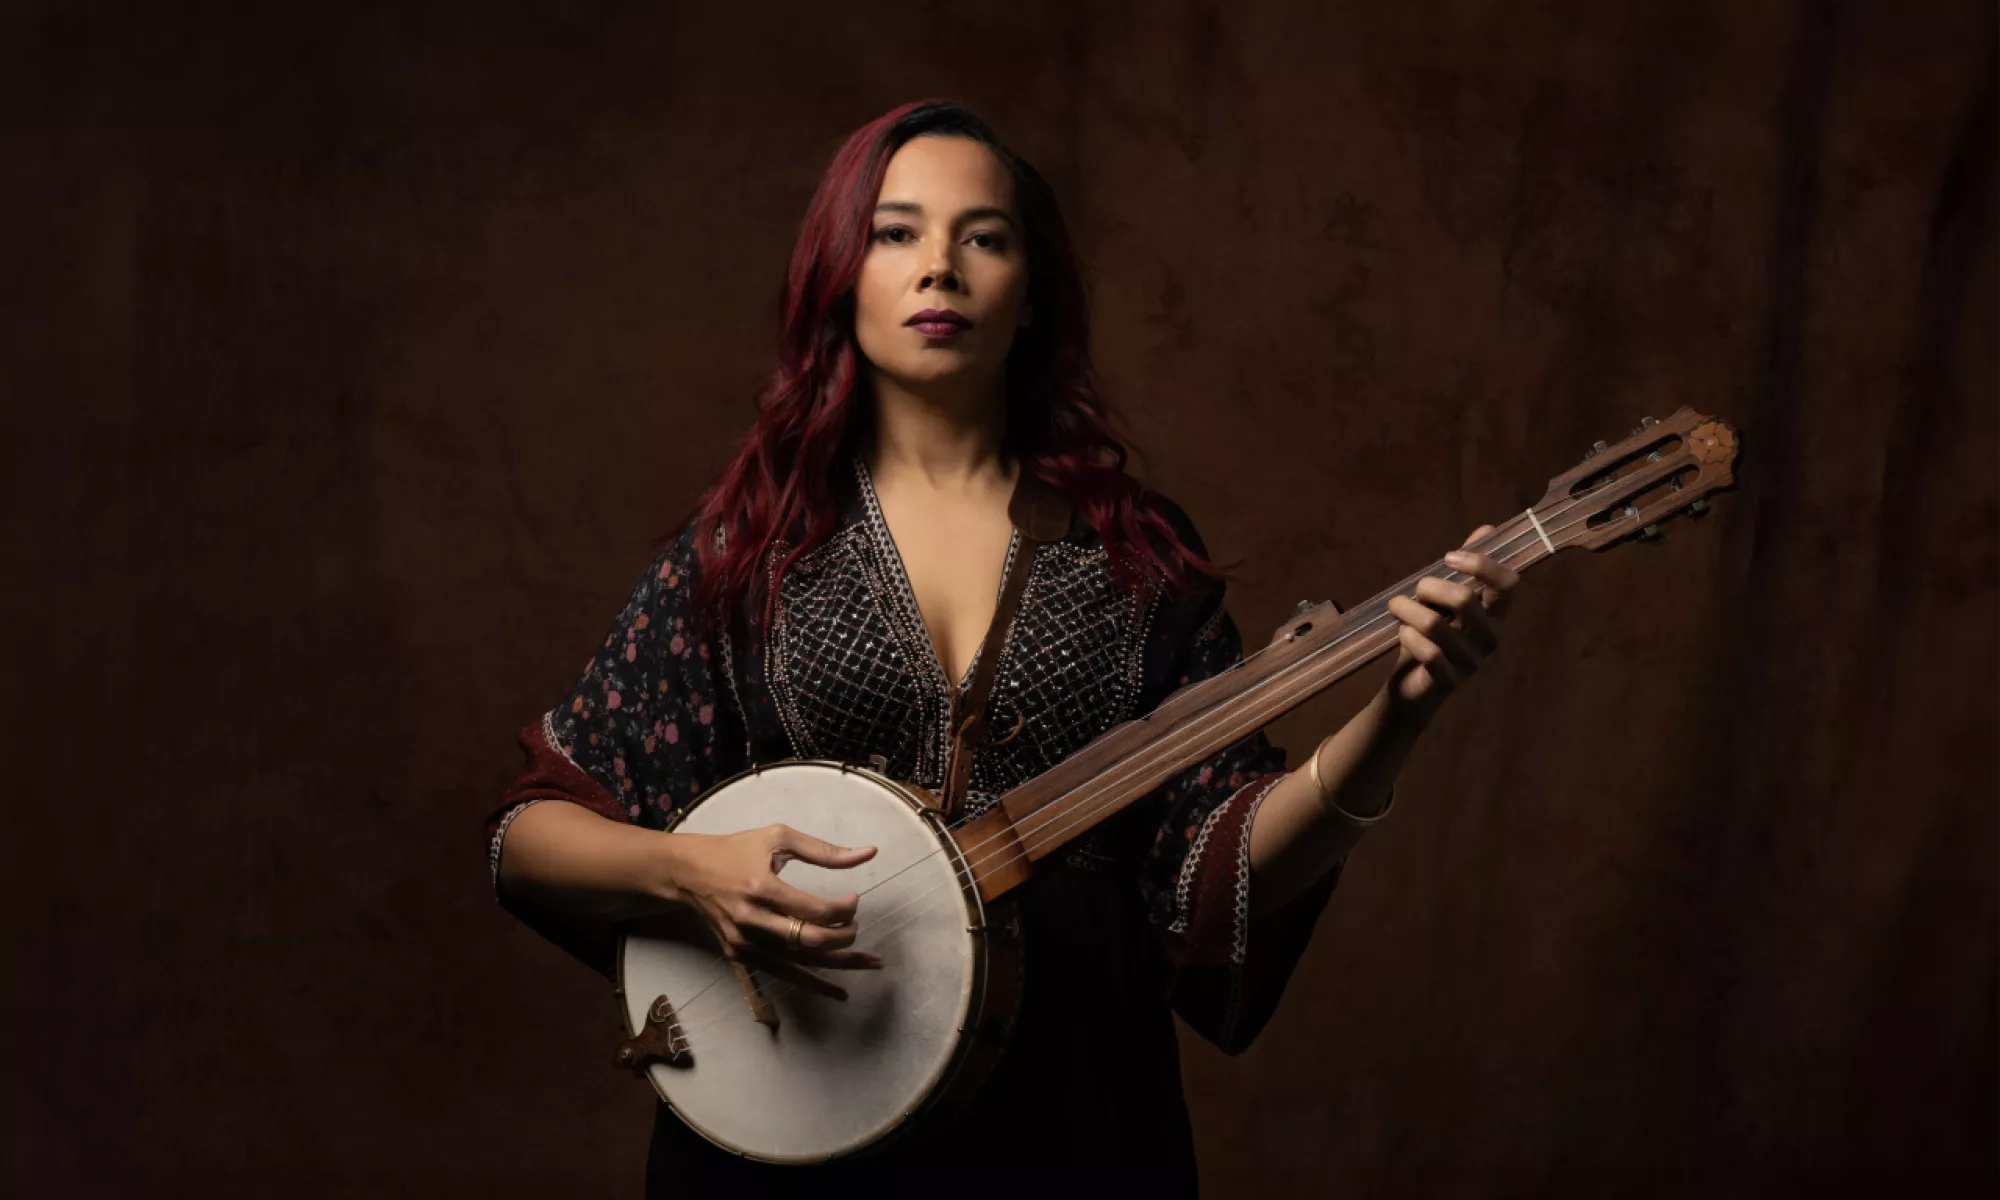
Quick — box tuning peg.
[1291,599,1314,618]
[1638,523,1661,540]
[1583,439,1609,461]
[1688,498,1709,515]
[1632,415,1658,435]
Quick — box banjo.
[610,407,1741,1163]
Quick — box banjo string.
[667,497,1611,1034]
[670,490,1626,1033]
[834,485,1595,913]
[667,499,1601,1034]
[673,550,1522,1038]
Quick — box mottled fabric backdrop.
[6,0,1992,1194]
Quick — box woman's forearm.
[496,800,685,924]
[1247,686,1427,913]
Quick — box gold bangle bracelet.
[1306,738,1395,826]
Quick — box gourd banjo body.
[618,761,1016,1164]
[611,409,1741,1163]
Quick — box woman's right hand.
[660,824,884,999]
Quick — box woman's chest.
[743,525,1165,810]
[870,485,1017,691]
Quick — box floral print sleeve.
[1133,498,1348,1053]
[481,520,744,973]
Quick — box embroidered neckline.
[849,453,1022,697]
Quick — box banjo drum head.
[618,761,982,1163]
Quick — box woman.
[484,99,1517,1196]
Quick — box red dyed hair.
[687,99,1222,636]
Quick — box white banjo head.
[618,761,983,1164]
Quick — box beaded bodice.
[762,455,1163,819]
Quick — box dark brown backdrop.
[7,1,1994,1194]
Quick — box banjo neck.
[951,405,1740,902]
[613,408,1737,1164]
[949,548,1521,901]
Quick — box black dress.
[485,453,1345,1197]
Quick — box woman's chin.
[869,358,998,394]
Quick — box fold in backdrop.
[5,0,1993,1195]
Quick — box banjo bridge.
[731,961,780,1029]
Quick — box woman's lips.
[909,321,969,339]
[905,309,971,339]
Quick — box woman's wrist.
[1303,687,1424,822]
[648,831,697,909]
[1376,679,1439,737]
[1307,735,1393,822]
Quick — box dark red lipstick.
[905,308,972,338]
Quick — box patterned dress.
[484,452,1346,1196]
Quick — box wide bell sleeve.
[482,520,745,976]
[1133,500,1350,1054]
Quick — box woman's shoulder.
[591,515,715,634]
[1049,475,1212,562]
[1126,485,1226,609]
[1135,487,1211,560]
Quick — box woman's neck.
[861,373,1013,493]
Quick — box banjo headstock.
[1535,405,1741,552]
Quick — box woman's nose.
[920,253,961,291]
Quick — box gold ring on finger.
[786,914,805,950]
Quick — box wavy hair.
[687,99,1223,638]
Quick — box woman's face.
[852,135,1032,401]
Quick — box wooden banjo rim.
[612,757,1006,1163]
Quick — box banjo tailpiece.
[615,993,693,1073]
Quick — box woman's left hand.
[1383,524,1520,726]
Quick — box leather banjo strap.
[939,535,1038,821]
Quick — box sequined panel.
[766,528,939,785]
[969,541,1162,799]
[762,455,1163,875]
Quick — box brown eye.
[873,225,915,245]
[968,231,1007,251]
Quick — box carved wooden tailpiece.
[615,993,693,1073]
[951,406,1741,903]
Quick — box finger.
[1480,571,1516,620]
[1415,577,1500,654]
[1413,575,1479,621]
[732,901,865,955]
[770,826,879,872]
[703,906,748,961]
[1390,596,1477,677]
[1445,556,1519,619]
[1442,550,1499,587]
[1398,623,1465,690]
[1400,592,1496,672]
[1463,524,1496,548]
[787,910,863,952]
[1455,593,1502,656]
[1417,609,1483,677]
[738,946,850,1002]
[1445,549,1521,594]
[759,876,861,929]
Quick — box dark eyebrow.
[872,201,1017,229]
